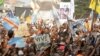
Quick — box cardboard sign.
[33,34,50,51]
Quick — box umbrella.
[8,37,26,48]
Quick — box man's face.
[45,28,49,33]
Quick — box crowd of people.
[0,18,100,56]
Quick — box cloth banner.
[2,17,19,30]
[89,0,100,14]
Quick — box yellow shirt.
[84,22,91,32]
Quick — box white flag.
[70,0,75,19]
[70,0,75,13]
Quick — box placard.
[60,2,71,19]
[69,19,86,36]
[33,34,50,51]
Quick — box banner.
[96,0,100,14]
[89,0,96,10]
[60,2,70,19]
[70,0,75,13]
[70,0,75,19]
[89,0,100,14]
[2,17,19,30]
[33,34,50,51]
[59,2,74,24]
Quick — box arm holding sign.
[2,29,14,55]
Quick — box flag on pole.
[89,0,100,14]
[96,0,100,14]
[2,17,19,30]
[88,11,93,31]
[89,0,96,10]
[70,0,75,20]
[70,0,75,13]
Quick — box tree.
[75,0,90,18]
[61,0,90,18]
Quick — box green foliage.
[75,0,90,18]
[61,0,91,18]
[0,0,4,6]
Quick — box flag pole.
[91,0,97,31]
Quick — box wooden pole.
[91,0,98,31]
